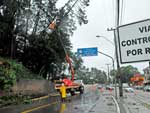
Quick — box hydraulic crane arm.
[48,0,79,30]
[48,0,78,81]
[65,54,75,81]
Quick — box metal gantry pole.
[96,35,117,98]
[106,63,110,83]
[98,51,117,98]
[116,0,123,97]
[96,35,114,46]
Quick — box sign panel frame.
[117,19,150,64]
[77,47,98,57]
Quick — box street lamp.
[100,66,110,83]
[96,35,114,46]
[98,51,115,80]
[106,63,111,84]
[97,35,117,99]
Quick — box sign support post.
[116,0,123,97]
[98,51,117,99]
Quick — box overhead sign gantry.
[77,47,98,57]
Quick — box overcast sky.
[57,0,150,73]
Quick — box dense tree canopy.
[76,66,107,84]
[110,65,140,83]
[120,65,139,83]
[0,0,90,78]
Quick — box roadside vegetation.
[110,65,140,84]
[0,57,43,91]
[0,95,32,107]
[0,0,90,107]
[0,0,89,79]
[0,57,42,107]
[0,0,142,108]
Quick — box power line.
[48,0,80,54]
[119,0,124,25]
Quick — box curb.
[31,93,60,102]
[111,96,121,113]
[21,101,59,113]
[0,94,60,113]
[31,95,49,101]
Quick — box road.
[120,89,150,113]
[2,85,149,113]
[21,85,117,113]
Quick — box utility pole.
[48,0,79,30]
[116,0,123,97]
[106,63,110,83]
[98,51,117,98]
[48,0,80,82]
[107,0,123,97]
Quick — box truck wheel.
[70,91,75,96]
[79,86,84,94]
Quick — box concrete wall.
[11,79,56,95]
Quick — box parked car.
[134,85,143,90]
[74,80,84,86]
[123,83,129,88]
[106,85,114,90]
[124,87,134,92]
[97,84,103,89]
[143,85,150,92]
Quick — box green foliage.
[110,69,117,83]
[16,30,72,78]
[0,57,42,90]
[120,65,139,83]
[0,62,16,90]
[0,0,17,57]
[0,95,32,107]
[23,98,32,104]
[110,65,140,83]
[0,0,90,79]
[70,52,83,70]
[76,66,107,84]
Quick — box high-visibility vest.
[60,85,67,98]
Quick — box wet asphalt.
[120,90,150,113]
[22,85,117,113]
[0,84,149,113]
[0,85,97,113]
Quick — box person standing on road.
[60,83,67,102]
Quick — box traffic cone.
[109,89,112,93]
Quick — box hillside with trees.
[0,0,89,81]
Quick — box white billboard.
[117,19,150,64]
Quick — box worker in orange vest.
[60,83,67,102]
